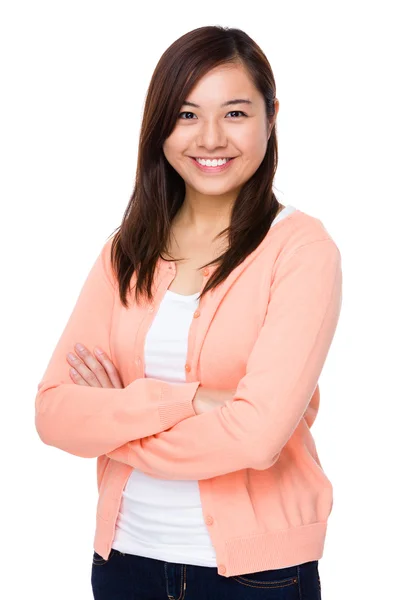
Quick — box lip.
[189,157,236,173]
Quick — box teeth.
[195,158,230,167]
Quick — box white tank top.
[111,203,297,566]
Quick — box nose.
[196,118,227,150]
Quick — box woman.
[35,25,342,599]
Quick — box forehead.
[183,64,262,106]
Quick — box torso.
[165,203,286,296]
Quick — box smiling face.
[163,62,278,202]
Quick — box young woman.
[35,25,342,599]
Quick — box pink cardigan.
[35,208,342,577]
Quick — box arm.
[106,239,343,480]
[34,238,200,458]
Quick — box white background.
[1,1,415,598]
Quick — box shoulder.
[268,208,341,262]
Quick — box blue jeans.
[91,548,322,599]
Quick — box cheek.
[238,141,268,171]
[164,128,191,151]
[248,140,266,159]
[235,125,268,157]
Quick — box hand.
[66,343,123,388]
[192,386,236,416]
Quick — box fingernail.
[68,352,77,361]
[95,347,104,354]
[75,343,85,352]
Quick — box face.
[162,63,278,201]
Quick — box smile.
[190,157,236,173]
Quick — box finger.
[93,348,124,389]
[66,352,100,386]
[73,343,114,387]
[69,367,89,386]
[66,346,104,387]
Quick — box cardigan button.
[185,364,191,372]
[193,310,200,318]
[218,565,226,575]
[203,268,210,276]
[205,515,214,526]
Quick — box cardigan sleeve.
[34,239,200,458]
[106,238,343,479]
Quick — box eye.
[226,110,248,118]
[177,110,248,120]
[178,111,197,120]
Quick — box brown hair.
[107,25,281,308]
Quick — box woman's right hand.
[192,386,236,416]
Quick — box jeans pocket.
[92,549,116,566]
[231,565,298,590]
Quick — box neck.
[174,191,237,236]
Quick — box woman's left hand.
[66,343,123,388]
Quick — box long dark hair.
[107,25,281,308]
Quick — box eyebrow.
[181,98,253,108]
